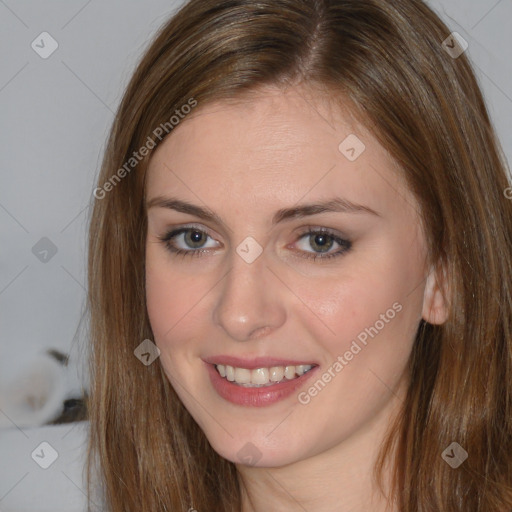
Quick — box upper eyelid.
[166,223,220,242]
[162,223,346,239]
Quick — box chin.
[201,423,311,468]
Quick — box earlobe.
[422,263,450,325]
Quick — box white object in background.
[0,349,85,429]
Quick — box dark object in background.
[47,396,88,424]
[44,349,88,424]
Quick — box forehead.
[145,86,412,223]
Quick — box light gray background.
[0,0,511,508]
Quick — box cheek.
[145,258,173,339]
[145,259,197,385]
[293,254,422,366]
[145,249,196,344]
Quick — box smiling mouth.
[214,364,316,387]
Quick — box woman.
[85,0,512,510]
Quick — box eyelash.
[158,225,352,262]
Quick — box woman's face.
[145,85,438,467]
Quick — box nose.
[212,247,286,342]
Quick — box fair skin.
[145,85,448,512]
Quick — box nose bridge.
[212,243,285,341]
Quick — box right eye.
[158,226,220,258]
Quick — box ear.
[422,261,449,325]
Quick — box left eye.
[293,228,351,260]
[159,226,351,261]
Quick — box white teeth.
[296,365,308,376]
[215,364,314,387]
[234,367,251,384]
[252,368,269,384]
[284,366,295,379]
[269,366,284,382]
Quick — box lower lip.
[205,362,319,407]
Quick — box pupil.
[187,230,204,247]
[312,234,332,253]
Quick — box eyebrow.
[146,195,380,227]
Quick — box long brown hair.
[85,0,512,510]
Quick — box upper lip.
[202,355,318,370]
